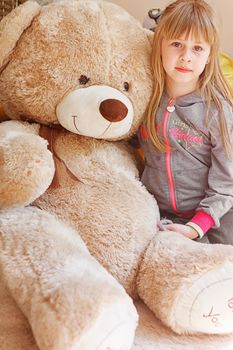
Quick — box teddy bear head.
[0,0,153,140]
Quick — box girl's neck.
[165,77,199,99]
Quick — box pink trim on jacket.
[163,108,178,213]
[189,210,215,234]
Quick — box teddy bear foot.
[75,300,137,350]
[174,263,233,334]
[137,231,233,335]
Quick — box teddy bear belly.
[34,175,158,298]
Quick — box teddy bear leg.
[0,207,138,350]
[137,231,233,335]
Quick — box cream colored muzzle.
[56,85,134,139]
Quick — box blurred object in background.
[142,8,162,32]
[220,53,233,93]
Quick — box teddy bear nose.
[99,99,128,122]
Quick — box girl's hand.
[164,223,199,240]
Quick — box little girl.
[138,0,233,244]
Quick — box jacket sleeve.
[196,100,233,228]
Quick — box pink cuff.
[189,210,215,234]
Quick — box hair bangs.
[162,3,215,46]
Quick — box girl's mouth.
[175,67,192,73]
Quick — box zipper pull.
[167,105,175,113]
[166,98,176,113]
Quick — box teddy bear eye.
[79,75,90,85]
[123,82,130,91]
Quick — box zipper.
[163,98,179,214]
[163,99,195,217]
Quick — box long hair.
[146,0,233,155]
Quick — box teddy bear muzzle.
[56,85,134,140]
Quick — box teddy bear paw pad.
[72,301,137,350]
[174,263,233,334]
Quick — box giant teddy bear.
[1,1,233,349]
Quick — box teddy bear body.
[1,1,233,349]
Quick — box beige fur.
[1,207,137,349]
[0,1,40,68]
[1,1,233,349]
[0,121,55,207]
[137,232,233,334]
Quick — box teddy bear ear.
[0,1,41,71]
[143,28,154,46]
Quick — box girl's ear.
[0,1,41,71]
[144,28,154,46]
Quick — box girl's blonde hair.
[146,0,233,154]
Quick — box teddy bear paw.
[74,300,138,350]
[174,263,233,334]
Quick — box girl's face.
[161,33,211,97]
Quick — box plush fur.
[1,1,233,349]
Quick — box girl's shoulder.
[209,93,233,134]
[211,93,233,117]
[207,85,232,114]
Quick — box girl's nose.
[180,56,191,63]
[180,49,192,63]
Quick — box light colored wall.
[107,0,233,57]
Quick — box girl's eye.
[171,42,182,48]
[194,46,203,52]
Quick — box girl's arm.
[186,101,233,236]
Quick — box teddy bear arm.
[0,120,55,209]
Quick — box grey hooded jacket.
[138,91,233,227]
